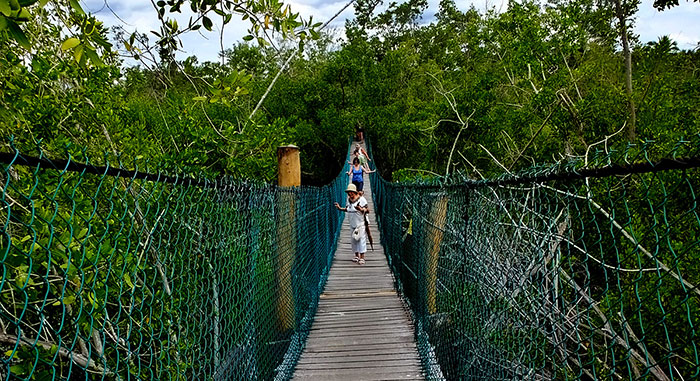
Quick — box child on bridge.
[334,183,369,264]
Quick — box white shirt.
[346,196,368,229]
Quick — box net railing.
[0,141,350,380]
[367,139,700,380]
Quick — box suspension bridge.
[1,138,699,380]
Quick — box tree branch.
[0,332,112,375]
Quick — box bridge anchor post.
[426,195,448,314]
[276,145,300,331]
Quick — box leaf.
[0,15,7,30]
[0,0,10,16]
[18,0,38,5]
[84,47,103,66]
[73,44,84,62]
[87,292,99,308]
[15,271,27,287]
[192,96,207,101]
[69,0,84,15]
[61,37,80,51]
[16,7,29,20]
[202,16,212,31]
[7,20,30,50]
[242,34,254,41]
[92,34,111,49]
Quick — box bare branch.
[0,333,112,375]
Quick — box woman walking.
[334,184,369,264]
[347,157,375,193]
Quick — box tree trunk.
[614,0,636,140]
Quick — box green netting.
[0,140,350,380]
[367,139,700,380]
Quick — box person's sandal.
[352,257,359,263]
[358,259,365,265]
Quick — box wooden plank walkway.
[292,147,424,380]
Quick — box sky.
[82,0,700,64]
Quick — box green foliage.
[4,0,697,185]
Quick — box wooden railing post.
[276,145,300,331]
[426,195,448,314]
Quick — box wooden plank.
[310,311,411,321]
[309,311,412,319]
[296,359,422,370]
[292,366,423,380]
[300,349,419,358]
[308,329,415,338]
[298,358,420,367]
[298,347,419,358]
[309,320,411,331]
[315,304,404,311]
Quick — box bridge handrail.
[365,137,700,380]
[0,139,352,380]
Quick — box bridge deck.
[292,147,424,380]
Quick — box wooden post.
[426,196,448,315]
[277,145,301,187]
[276,145,300,331]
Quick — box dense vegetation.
[2,0,698,183]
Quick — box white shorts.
[351,228,367,253]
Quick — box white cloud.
[288,0,355,27]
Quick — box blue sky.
[83,0,700,63]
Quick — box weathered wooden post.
[278,145,301,187]
[276,145,300,331]
[425,195,448,314]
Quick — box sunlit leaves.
[194,69,252,105]
[0,0,12,16]
[60,36,79,50]
[0,0,112,69]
